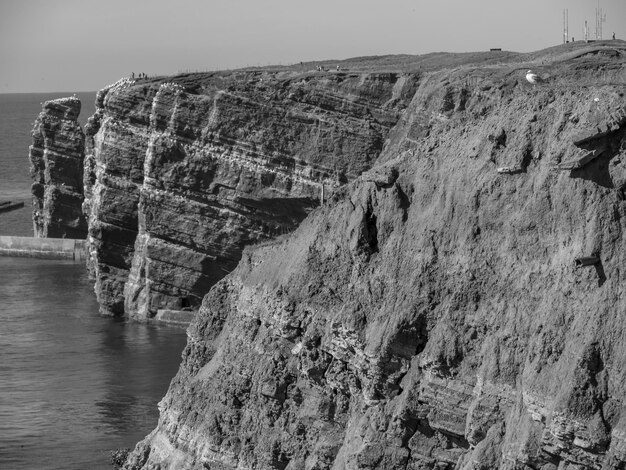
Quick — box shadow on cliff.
[595,261,607,287]
[570,131,626,190]
[235,196,319,228]
[569,149,615,189]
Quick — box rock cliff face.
[29,97,87,238]
[82,71,418,317]
[124,42,626,469]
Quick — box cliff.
[29,97,87,238]
[123,42,626,469]
[82,70,418,318]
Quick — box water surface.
[0,257,187,469]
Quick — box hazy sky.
[1,0,624,93]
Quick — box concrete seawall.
[0,236,87,261]
[154,309,196,326]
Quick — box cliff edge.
[124,42,626,469]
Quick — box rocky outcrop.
[29,97,87,238]
[124,42,626,469]
[83,71,418,317]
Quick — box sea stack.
[29,97,87,238]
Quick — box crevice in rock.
[388,315,429,359]
[490,128,507,149]
[520,143,534,172]
[396,183,411,223]
[365,204,379,253]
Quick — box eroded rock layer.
[83,72,418,316]
[125,42,626,469]
[29,97,87,238]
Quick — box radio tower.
[563,8,569,43]
[595,3,606,40]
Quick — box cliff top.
[120,40,626,93]
[41,96,81,120]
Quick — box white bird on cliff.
[525,70,544,86]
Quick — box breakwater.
[0,236,86,260]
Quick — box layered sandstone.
[124,42,626,469]
[29,97,87,238]
[83,71,418,316]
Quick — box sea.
[0,93,188,469]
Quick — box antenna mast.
[595,3,606,40]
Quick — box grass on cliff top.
[134,40,626,93]
[220,40,625,72]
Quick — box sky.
[1,0,624,93]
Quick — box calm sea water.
[0,93,188,469]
